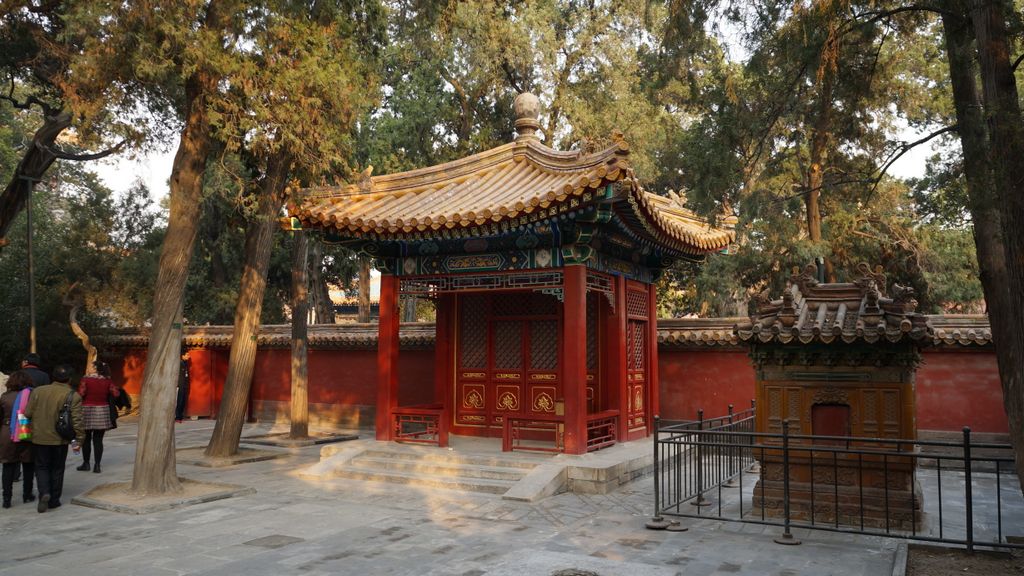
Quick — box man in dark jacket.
[24,364,84,513]
[175,349,191,423]
[20,353,50,388]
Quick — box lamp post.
[18,174,42,354]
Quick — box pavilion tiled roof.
[291,133,734,255]
[734,264,934,346]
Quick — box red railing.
[393,404,448,447]
[586,410,619,451]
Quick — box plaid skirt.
[83,404,113,431]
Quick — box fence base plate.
[774,532,802,546]
[645,517,671,530]
[666,521,688,532]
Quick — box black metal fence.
[649,408,1023,551]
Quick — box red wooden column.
[605,275,629,442]
[647,282,660,433]
[562,265,588,454]
[433,294,452,409]
[375,273,401,440]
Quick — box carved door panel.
[490,319,524,428]
[625,284,649,438]
[454,292,561,435]
[456,294,490,429]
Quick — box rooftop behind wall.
[100,315,992,350]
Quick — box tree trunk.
[357,257,371,323]
[130,73,216,495]
[0,111,71,245]
[403,296,418,323]
[806,22,838,282]
[68,303,98,374]
[205,151,290,458]
[290,232,309,439]
[969,0,1024,488]
[308,242,335,323]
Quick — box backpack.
[55,390,76,441]
[9,388,31,443]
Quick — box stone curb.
[241,432,359,448]
[71,480,256,515]
[891,542,908,576]
[176,446,289,467]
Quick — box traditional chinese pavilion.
[291,93,734,454]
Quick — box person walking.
[20,354,50,388]
[23,364,83,513]
[175,349,191,423]
[1,371,35,508]
[75,361,119,474]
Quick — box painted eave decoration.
[734,263,935,346]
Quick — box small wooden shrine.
[291,93,734,454]
[736,263,933,527]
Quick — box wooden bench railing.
[502,410,620,453]
[502,413,564,453]
[393,404,448,447]
[586,410,619,451]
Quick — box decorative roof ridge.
[298,137,630,202]
[735,262,933,346]
[640,192,739,234]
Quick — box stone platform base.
[752,478,924,531]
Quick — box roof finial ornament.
[513,92,541,142]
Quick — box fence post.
[748,399,760,474]
[775,419,801,545]
[692,409,710,507]
[723,404,740,487]
[646,415,670,529]
[963,426,973,553]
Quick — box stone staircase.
[329,446,549,495]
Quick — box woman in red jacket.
[75,361,119,474]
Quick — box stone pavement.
[0,419,901,576]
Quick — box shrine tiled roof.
[291,94,734,256]
[734,264,934,346]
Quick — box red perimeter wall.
[916,348,1006,434]
[110,342,1005,435]
[658,349,756,422]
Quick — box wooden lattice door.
[625,283,649,439]
[453,292,562,436]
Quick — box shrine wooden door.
[453,292,562,436]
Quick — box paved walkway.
[0,419,901,576]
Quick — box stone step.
[359,448,545,471]
[331,466,516,495]
[350,455,530,481]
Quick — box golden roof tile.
[292,136,734,255]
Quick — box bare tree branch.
[849,5,961,28]
[37,139,127,162]
[1012,53,1024,73]
[867,124,959,196]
